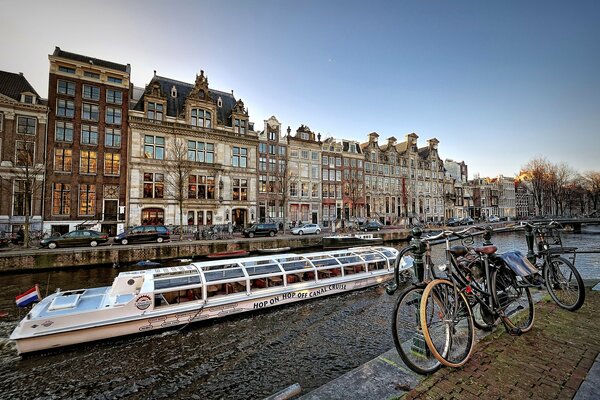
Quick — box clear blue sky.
[2,0,599,178]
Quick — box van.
[242,223,278,238]
[114,225,171,245]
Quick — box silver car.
[291,223,322,235]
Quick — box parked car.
[460,217,474,225]
[114,225,170,245]
[362,221,383,232]
[40,230,109,249]
[488,215,500,223]
[242,223,278,238]
[291,223,322,235]
[446,217,461,227]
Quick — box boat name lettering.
[253,284,348,309]
[135,295,153,310]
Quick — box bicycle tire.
[491,267,534,333]
[420,279,475,368]
[544,256,585,311]
[391,284,442,374]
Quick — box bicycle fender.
[496,251,539,277]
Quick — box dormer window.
[300,132,308,140]
[191,109,211,128]
[234,118,246,134]
[217,97,223,108]
[22,94,34,104]
[171,86,177,98]
[147,102,164,121]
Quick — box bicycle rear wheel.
[491,267,534,333]
[544,256,585,311]
[420,279,475,368]
[391,284,442,374]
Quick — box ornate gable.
[187,70,212,102]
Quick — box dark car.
[114,225,170,245]
[242,223,278,238]
[460,217,474,225]
[446,217,461,227]
[362,221,383,232]
[41,230,109,249]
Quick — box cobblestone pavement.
[404,290,600,400]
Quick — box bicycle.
[418,227,537,369]
[524,220,585,311]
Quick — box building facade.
[0,71,47,234]
[257,116,287,226]
[44,47,130,236]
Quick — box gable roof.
[52,47,129,73]
[0,70,41,102]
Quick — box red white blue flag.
[15,285,41,308]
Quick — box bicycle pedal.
[507,327,522,336]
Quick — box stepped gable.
[0,70,41,102]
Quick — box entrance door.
[232,208,247,227]
[104,200,118,221]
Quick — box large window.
[143,173,164,198]
[16,141,34,166]
[232,147,247,168]
[56,99,75,117]
[52,183,70,215]
[13,180,30,217]
[144,135,165,159]
[188,176,215,199]
[17,116,36,134]
[104,153,120,175]
[81,125,98,145]
[147,102,164,121]
[259,157,267,171]
[54,148,72,172]
[82,103,99,121]
[83,85,100,101]
[80,150,97,174]
[79,184,96,216]
[232,179,247,201]
[234,118,246,134]
[55,121,73,142]
[259,175,267,192]
[105,128,121,148]
[106,107,121,125]
[191,109,212,128]
[187,141,214,163]
[106,89,122,104]
[259,143,267,153]
[57,80,75,96]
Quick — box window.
[83,85,100,101]
[84,71,100,79]
[13,180,32,216]
[290,182,297,197]
[80,150,97,174]
[81,125,98,145]
[312,183,319,198]
[105,128,121,148]
[322,156,328,165]
[82,103,99,121]
[191,109,212,128]
[55,121,73,142]
[233,179,247,201]
[269,159,276,172]
[234,118,246,134]
[106,107,122,124]
[301,150,309,159]
[301,183,308,197]
[300,132,309,140]
[58,66,75,74]
[106,89,122,104]
[188,176,215,199]
[54,148,72,172]
[144,135,165,159]
[56,99,75,117]
[144,173,164,198]
[79,184,96,216]
[16,141,34,166]
[187,141,214,163]
[259,175,267,192]
[17,116,36,134]
[259,157,266,171]
[57,80,75,95]
[104,153,120,175]
[232,147,247,168]
[107,76,122,84]
[269,144,275,155]
[147,102,163,121]
[259,143,267,153]
[52,183,71,215]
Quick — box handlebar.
[523,220,563,230]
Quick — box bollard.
[409,227,426,282]
[482,225,493,246]
[263,383,302,400]
[524,224,535,263]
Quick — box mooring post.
[525,224,535,263]
[482,225,493,246]
[410,227,426,282]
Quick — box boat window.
[337,255,362,264]
[250,275,283,290]
[154,274,201,290]
[155,288,202,306]
[204,268,245,282]
[245,264,281,276]
[280,260,312,271]
[308,257,339,267]
[49,293,82,311]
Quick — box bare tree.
[164,138,194,240]
[547,162,575,215]
[344,170,364,224]
[582,171,600,213]
[522,156,551,216]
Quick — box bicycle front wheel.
[544,256,585,311]
[491,267,534,333]
[420,279,475,368]
[391,284,442,375]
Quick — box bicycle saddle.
[473,246,497,255]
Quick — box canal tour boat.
[321,233,384,250]
[10,246,400,354]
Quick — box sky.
[1,0,599,179]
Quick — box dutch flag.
[16,285,41,308]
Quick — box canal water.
[0,230,598,400]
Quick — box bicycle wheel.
[544,256,585,311]
[391,284,442,374]
[491,267,534,333]
[420,279,475,368]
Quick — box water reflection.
[0,230,598,399]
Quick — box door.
[104,200,118,221]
